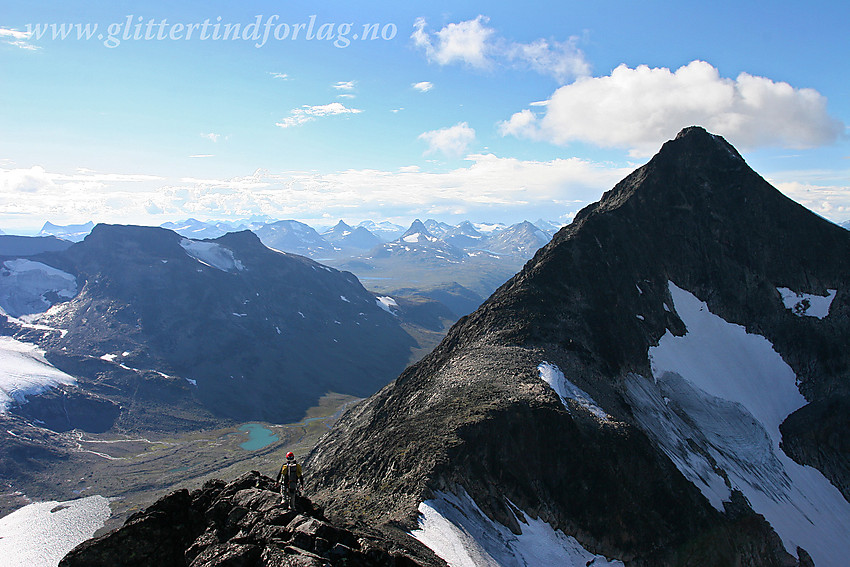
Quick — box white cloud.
[498,109,537,138]
[200,133,220,143]
[269,72,289,80]
[419,123,476,157]
[0,27,38,50]
[333,81,356,91]
[412,81,434,93]
[4,160,849,231]
[411,16,589,83]
[337,93,355,99]
[501,60,845,156]
[505,38,590,83]
[412,16,494,68]
[189,154,214,158]
[275,102,363,129]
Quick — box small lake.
[239,423,279,451]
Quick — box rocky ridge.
[60,471,427,567]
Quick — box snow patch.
[402,234,421,243]
[0,259,77,317]
[0,495,111,567]
[411,488,623,567]
[776,287,836,319]
[99,354,117,362]
[538,362,611,422]
[179,239,244,272]
[376,296,398,315]
[340,295,350,303]
[0,336,77,411]
[626,281,850,565]
[185,378,197,387]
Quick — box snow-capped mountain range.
[25,218,562,262]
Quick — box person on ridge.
[275,451,303,508]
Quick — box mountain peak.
[401,219,433,239]
[661,125,744,165]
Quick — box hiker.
[275,451,304,508]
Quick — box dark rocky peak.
[330,220,353,233]
[60,471,425,567]
[79,223,184,258]
[400,219,435,240]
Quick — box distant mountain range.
[17,218,561,259]
[18,217,564,319]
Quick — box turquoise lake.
[239,423,279,451]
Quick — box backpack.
[284,462,299,490]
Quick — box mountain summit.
[305,127,850,566]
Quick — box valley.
[0,392,360,535]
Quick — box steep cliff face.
[305,128,849,566]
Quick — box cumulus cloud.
[412,81,434,93]
[411,16,589,83]
[419,122,476,157]
[0,27,38,50]
[275,102,363,128]
[500,60,845,156]
[412,16,494,68]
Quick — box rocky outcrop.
[60,471,426,567]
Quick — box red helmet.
[286,452,294,460]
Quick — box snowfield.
[179,239,244,272]
[625,281,850,566]
[538,362,612,422]
[776,287,837,318]
[411,488,624,567]
[0,336,77,411]
[0,495,111,567]
[375,295,398,315]
[0,259,77,317]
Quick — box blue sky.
[1,1,848,233]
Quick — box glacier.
[625,281,850,566]
[411,488,623,567]
[0,259,77,317]
[0,495,111,567]
[0,336,77,411]
[179,238,244,272]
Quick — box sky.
[1,1,848,234]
